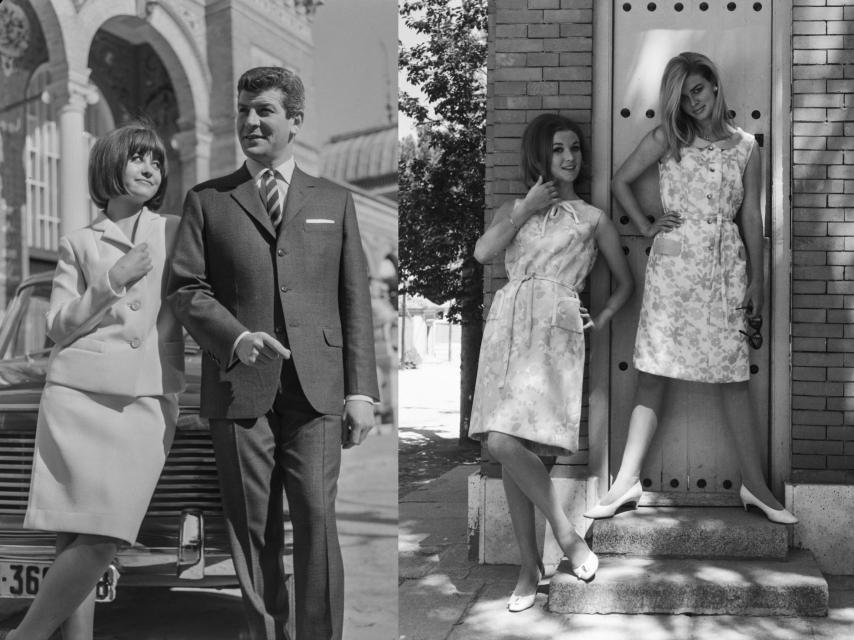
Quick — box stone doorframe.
[587,1,794,502]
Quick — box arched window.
[24,64,60,253]
[25,67,113,253]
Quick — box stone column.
[173,121,213,192]
[56,72,98,236]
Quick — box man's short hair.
[237,67,305,119]
[88,122,168,211]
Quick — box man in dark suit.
[167,66,379,640]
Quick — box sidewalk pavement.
[0,427,397,640]
[339,426,397,640]
[399,463,854,640]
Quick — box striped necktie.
[263,169,283,228]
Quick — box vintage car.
[0,272,241,602]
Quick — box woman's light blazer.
[45,208,185,397]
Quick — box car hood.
[0,352,202,412]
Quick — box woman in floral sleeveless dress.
[585,52,797,525]
[469,114,633,611]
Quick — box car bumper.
[0,510,237,590]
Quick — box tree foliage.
[399,0,486,322]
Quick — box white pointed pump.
[739,485,798,525]
[583,481,643,519]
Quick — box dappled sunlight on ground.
[399,361,480,495]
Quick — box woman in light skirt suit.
[5,122,185,640]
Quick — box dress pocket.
[551,296,583,333]
[653,233,682,257]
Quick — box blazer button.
[280,285,288,293]
[706,193,712,199]
[130,338,141,349]
[277,248,286,257]
[129,301,141,311]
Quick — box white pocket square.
[306,218,335,224]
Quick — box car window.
[0,282,54,360]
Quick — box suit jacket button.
[129,301,141,311]
[277,249,286,257]
[130,338,141,349]
[280,285,288,293]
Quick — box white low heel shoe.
[507,565,543,612]
[507,591,537,613]
[571,550,598,582]
[739,485,798,524]
[583,481,643,519]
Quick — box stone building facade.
[475,0,853,575]
[0,0,396,305]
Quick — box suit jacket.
[45,209,185,397]
[167,164,379,419]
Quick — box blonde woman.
[585,52,796,525]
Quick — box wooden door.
[608,0,773,505]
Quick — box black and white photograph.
[399,2,854,639]
[0,0,396,638]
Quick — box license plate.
[0,561,118,602]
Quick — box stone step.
[589,506,789,560]
[547,549,828,616]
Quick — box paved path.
[399,361,478,495]
[399,464,854,640]
[398,360,854,639]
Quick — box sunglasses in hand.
[739,314,763,350]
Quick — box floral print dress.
[634,128,756,383]
[468,199,602,457]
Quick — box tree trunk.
[459,318,482,442]
[458,256,483,443]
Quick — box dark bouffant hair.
[237,66,305,119]
[88,122,168,210]
[520,113,591,187]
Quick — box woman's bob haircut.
[88,122,168,211]
[520,113,591,188]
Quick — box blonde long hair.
[659,52,733,162]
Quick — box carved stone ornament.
[0,1,31,76]
[294,0,323,16]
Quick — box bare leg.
[502,472,541,595]
[8,533,119,640]
[55,533,98,640]
[488,432,590,568]
[599,373,668,504]
[718,381,783,509]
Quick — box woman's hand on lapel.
[109,242,152,291]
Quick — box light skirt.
[24,383,177,544]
